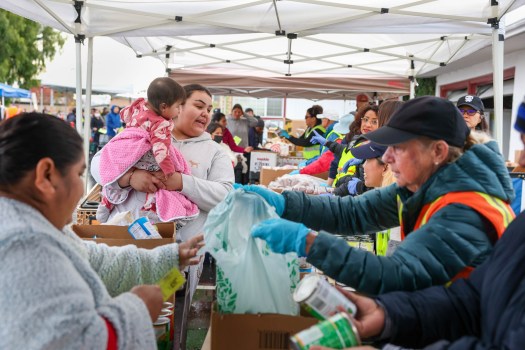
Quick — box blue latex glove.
[278,130,290,139]
[289,169,300,175]
[251,218,310,256]
[310,130,327,145]
[242,185,285,216]
[346,177,362,196]
[342,157,363,173]
[297,160,308,168]
[232,183,243,189]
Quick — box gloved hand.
[242,185,285,216]
[251,218,310,256]
[346,177,362,196]
[289,169,300,175]
[310,130,327,146]
[278,130,290,139]
[233,183,243,189]
[342,157,363,173]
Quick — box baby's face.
[162,101,183,120]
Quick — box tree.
[0,9,65,89]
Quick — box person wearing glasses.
[278,104,326,160]
[457,95,489,132]
[244,96,515,296]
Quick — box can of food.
[290,312,361,349]
[161,303,175,344]
[153,316,170,350]
[293,274,357,320]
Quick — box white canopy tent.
[2,0,524,189]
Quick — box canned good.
[160,304,175,344]
[153,316,170,350]
[293,274,357,320]
[290,312,361,349]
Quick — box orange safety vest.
[397,191,515,281]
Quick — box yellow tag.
[233,136,242,145]
[158,268,186,301]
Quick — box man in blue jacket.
[314,99,525,350]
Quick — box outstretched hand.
[311,130,327,146]
[179,234,205,269]
[341,158,363,174]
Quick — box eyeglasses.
[362,117,379,126]
[459,108,479,117]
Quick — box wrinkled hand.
[130,169,167,193]
[241,185,285,216]
[311,130,327,146]
[131,285,163,321]
[278,130,290,139]
[347,177,362,196]
[342,157,363,173]
[179,234,205,269]
[337,287,386,339]
[251,218,310,256]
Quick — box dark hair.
[206,122,223,134]
[183,84,212,99]
[377,100,403,127]
[307,105,323,126]
[0,112,83,187]
[245,108,254,113]
[212,112,226,123]
[232,103,243,113]
[147,77,186,114]
[345,104,379,142]
[476,115,489,132]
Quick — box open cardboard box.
[72,223,176,249]
[259,166,297,187]
[207,302,317,350]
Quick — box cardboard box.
[285,119,307,138]
[72,223,176,249]
[259,166,296,187]
[209,303,317,350]
[250,151,279,173]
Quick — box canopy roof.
[2,1,524,99]
[0,83,31,99]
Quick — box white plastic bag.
[204,189,299,315]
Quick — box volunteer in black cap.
[244,96,515,295]
[457,94,489,132]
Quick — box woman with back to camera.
[245,96,515,295]
[0,112,203,349]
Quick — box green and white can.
[153,316,170,350]
[293,273,357,320]
[290,312,361,349]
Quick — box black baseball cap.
[365,96,470,147]
[457,95,484,112]
[350,141,387,160]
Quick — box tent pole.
[84,37,94,191]
[75,34,83,135]
[491,3,504,152]
[283,93,288,120]
[409,57,416,99]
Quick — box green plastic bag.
[204,189,299,315]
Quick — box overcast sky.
[39,35,165,95]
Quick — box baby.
[97,77,199,224]
[121,77,185,179]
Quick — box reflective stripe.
[303,125,326,159]
[321,130,342,153]
[333,147,357,186]
[397,191,515,281]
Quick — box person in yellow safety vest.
[322,105,380,187]
[277,104,325,160]
[245,96,515,295]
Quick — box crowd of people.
[1,77,525,350]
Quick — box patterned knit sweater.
[0,197,179,349]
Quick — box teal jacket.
[282,142,514,295]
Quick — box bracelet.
[126,169,136,188]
